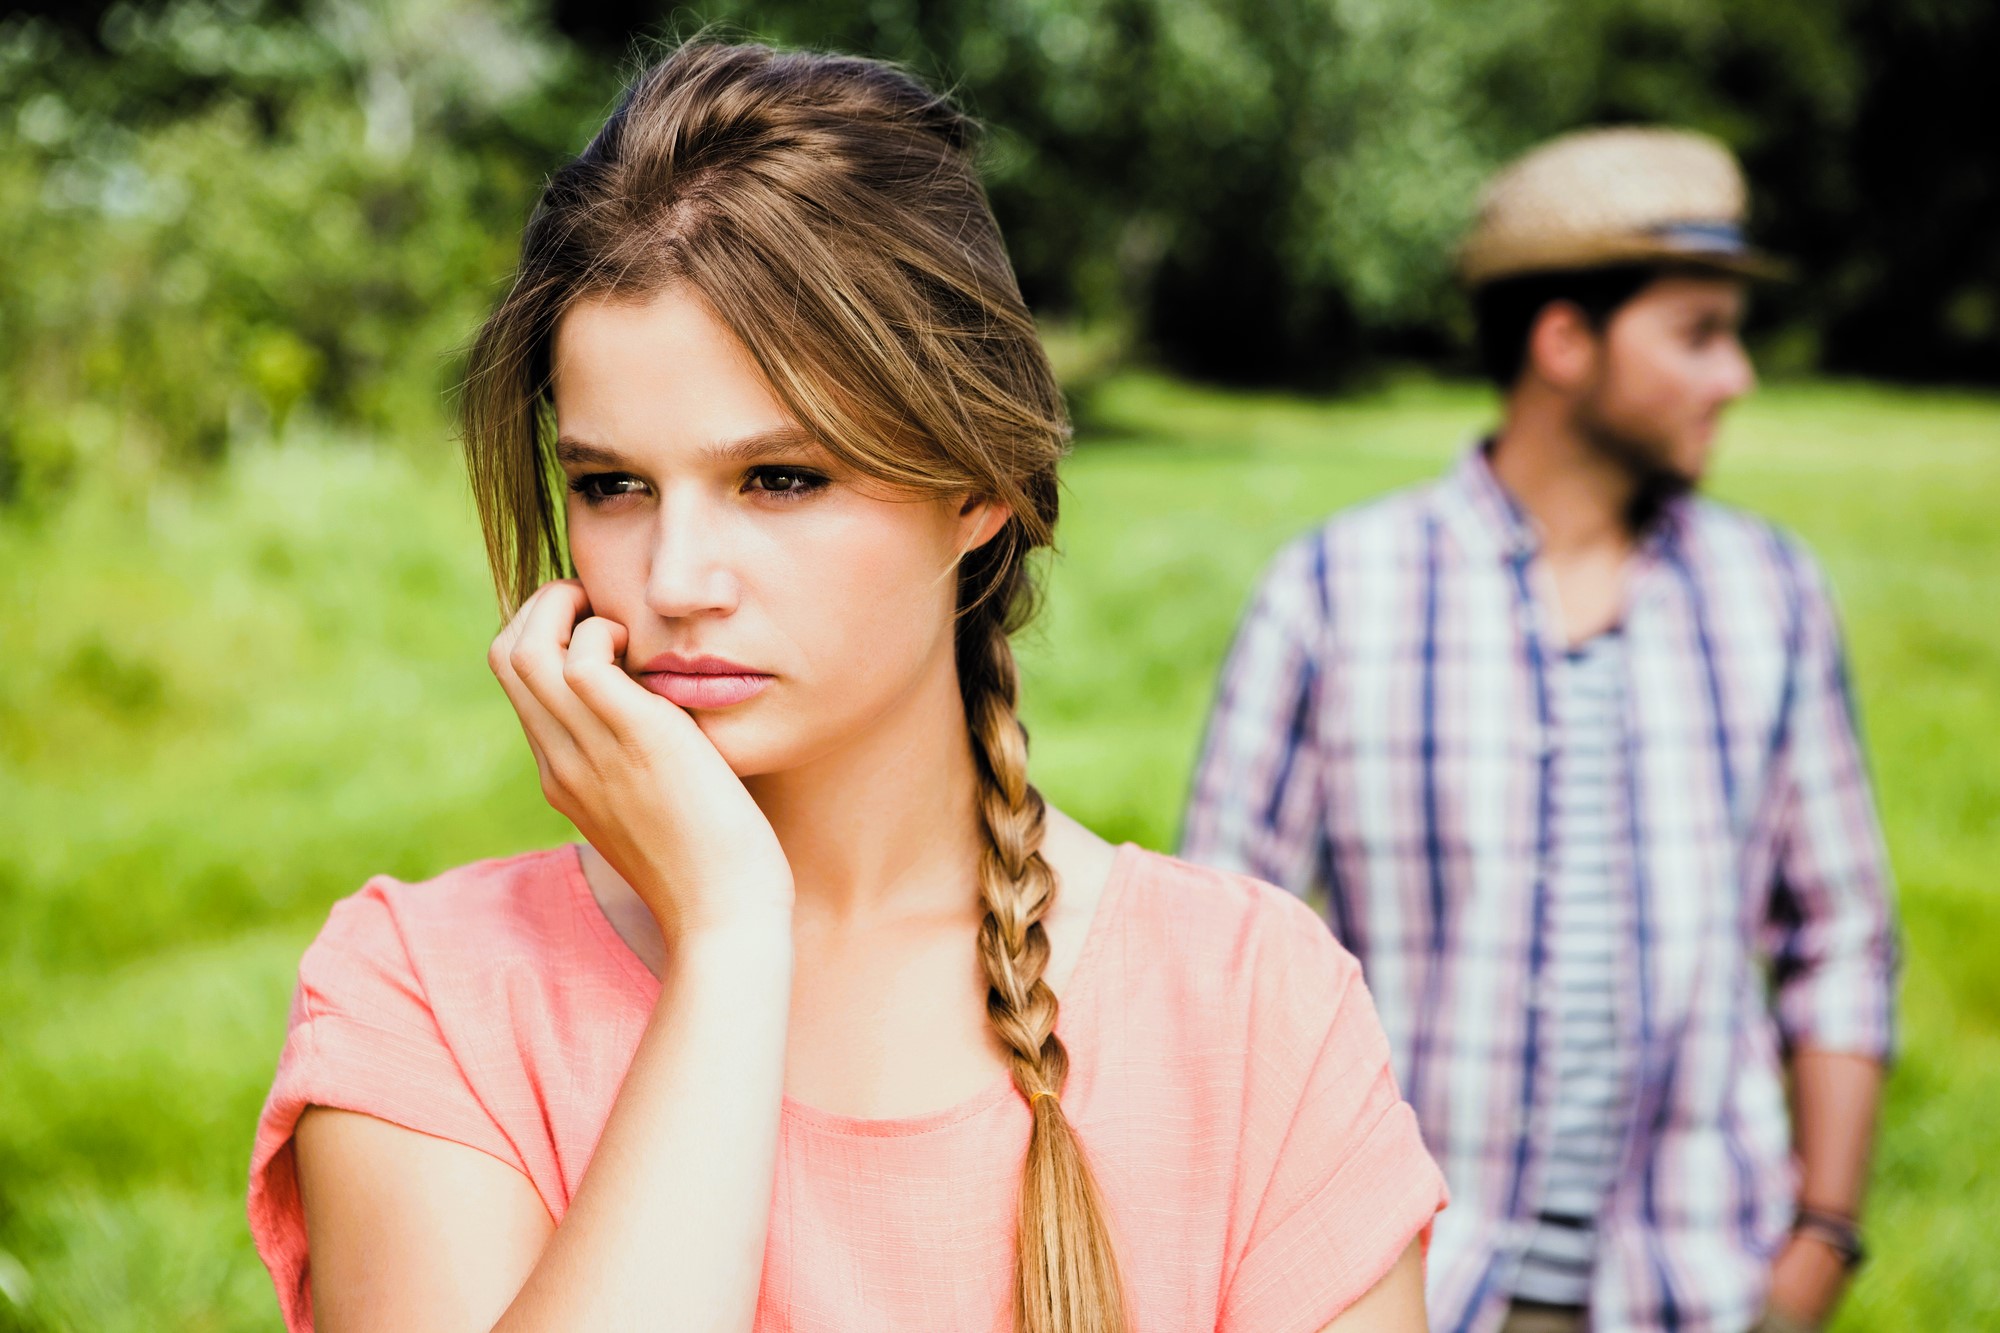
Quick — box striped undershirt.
[1511,628,1638,1307]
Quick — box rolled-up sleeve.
[1180,533,1332,898]
[1762,553,1899,1061]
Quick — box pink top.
[248,844,1446,1331]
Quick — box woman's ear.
[956,493,1014,555]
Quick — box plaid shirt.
[1181,447,1897,1333]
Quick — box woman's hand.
[310,576,797,1331]
[489,579,794,941]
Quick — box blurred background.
[1,1,1994,1329]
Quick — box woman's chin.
[689,710,813,780]
[685,671,918,780]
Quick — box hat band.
[1647,219,1749,255]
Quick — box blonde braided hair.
[963,607,1127,1333]
[462,40,1127,1333]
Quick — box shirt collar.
[1437,439,1691,565]
[1435,440,1538,562]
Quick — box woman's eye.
[746,466,828,498]
[568,473,646,504]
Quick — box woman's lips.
[634,653,773,710]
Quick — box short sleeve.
[246,879,526,1332]
[1218,899,1447,1332]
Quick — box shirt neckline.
[560,838,1140,1138]
[1446,440,1692,567]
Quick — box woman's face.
[550,287,1002,776]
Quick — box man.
[1181,127,1897,1333]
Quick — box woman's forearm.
[495,915,794,1333]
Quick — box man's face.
[1574,273,1757,494]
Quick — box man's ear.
[957,493,1014,555]
[1526,300,1601,394]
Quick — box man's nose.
[1721,336,1758,401]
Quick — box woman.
[248,40,1445,1333]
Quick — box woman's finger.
[526,579,592,641]
[564,615,629,698]
[489,584,585,775]
[493,642,577,751]
[509,581,612,742]
[568,612,628,665]
[513,703,587,821]
[565,615,699,752]
[487,582,544,671]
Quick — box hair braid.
[962,604,1128,1333]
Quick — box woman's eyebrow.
[554,428,827,471]
[707,426,828,465]
[554,438,630,469]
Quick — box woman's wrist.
[631,866,795,953]
[659,909,796,971]
[646,917,794,1038]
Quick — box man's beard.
[1574,395,1697,535]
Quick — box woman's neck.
[745,645,987,927]
[576,642,1113,986]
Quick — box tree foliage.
[0,0,600,499]
[0,0,1992,497]
[664,0,1918,380]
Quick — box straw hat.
[1458,126,1786,288]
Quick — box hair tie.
[1029,1089,1059,1109]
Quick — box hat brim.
[1461,236,1792,288]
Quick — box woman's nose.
[643,490,739,620]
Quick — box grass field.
[2,375,1996,1330]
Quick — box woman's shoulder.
[1113,845,1352,961]
[1101,845,1361,1019]
[299,845,590,1009]
[324,844,577,936]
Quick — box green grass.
[3,375,1995,1329]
